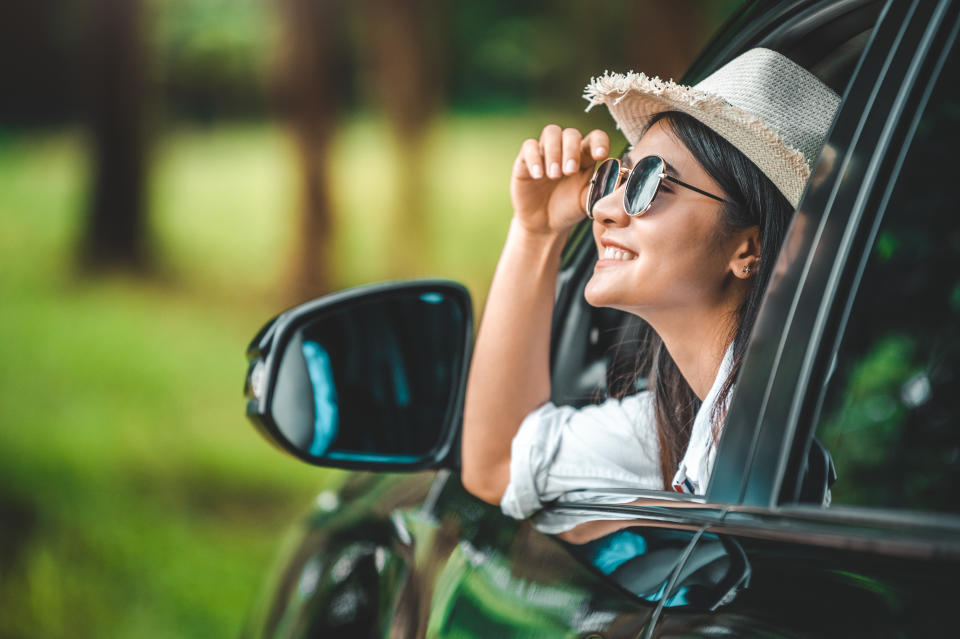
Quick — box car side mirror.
[244,280,473,471]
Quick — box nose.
[592,184,630,227]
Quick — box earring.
[742,264,752,275]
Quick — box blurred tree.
[620,0,707,81]
[274,0,445,296]
[366,0,445,277]
[152,0,272,122]
[273,0,348,300]
[81,0,151,271]
[0,2,84,126]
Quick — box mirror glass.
[269,290,466,464]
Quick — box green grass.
[0,112,608,637]
[0,126,336,638]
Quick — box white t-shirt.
[500,344,734,533]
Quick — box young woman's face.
[584,119,745,318]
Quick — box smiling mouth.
[601,245,638,261]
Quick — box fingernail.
[549,162,561,178]
[564,159,578,174]
[593,146,607,159]
[530,164,543,179]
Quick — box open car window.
[546,4,882,512]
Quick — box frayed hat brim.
[583,51,840,208]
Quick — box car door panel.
[408,474,670,638]
[653,513,960,638]
[250,472,668,638]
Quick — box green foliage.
[151,0,273,120]
[1,0,745,127]
[818,335,915,471]
[0,127,327,638]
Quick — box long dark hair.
[610,110,795,488]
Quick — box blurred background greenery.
[0,1,739,636]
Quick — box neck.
[643,301,738,401]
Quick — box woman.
[460,48,841,533]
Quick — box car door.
[538,0,887,631]
[652,1,960,636]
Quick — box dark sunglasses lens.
[624,156,663,215]
[587,159,620,217]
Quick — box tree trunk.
[275,0,345,302]
[621,0,705,82]
[81,0,150,272]
[367,0,443,277]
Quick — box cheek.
[586,208,732,308]
[633,217,732,299]
[639,216,719,276]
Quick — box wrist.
[502,218,568,278]
[509,217,571,250]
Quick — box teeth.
[603,246,636,261]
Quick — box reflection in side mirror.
[245,281,473,471]
[568,527,750,610]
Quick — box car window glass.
[811,44,960,513]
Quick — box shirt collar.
[672,342,735,492]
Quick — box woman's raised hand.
[511,125,610,235]
[464,127,610,506]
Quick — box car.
[240,0,960,636]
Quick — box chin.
[584,273,651,316]
[584,275,619,309]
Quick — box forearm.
[461,218,568,504]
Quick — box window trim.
[712,503,960,558]
[708,0,951,508]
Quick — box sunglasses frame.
[586,156,728,219]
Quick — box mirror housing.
[244,280,473,471]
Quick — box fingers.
[515,126,611,181]
[515,138,543,179]
[541,124,562,178]
[561,128,582,176]
[581,129,610,165]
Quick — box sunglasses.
[586,155,728,219]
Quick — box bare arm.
[461,125,610,504]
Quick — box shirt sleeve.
[500,392,663,526]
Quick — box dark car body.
[243,0,960,636]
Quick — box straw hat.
[583,48,841,208]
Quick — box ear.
[729,225,762,280]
